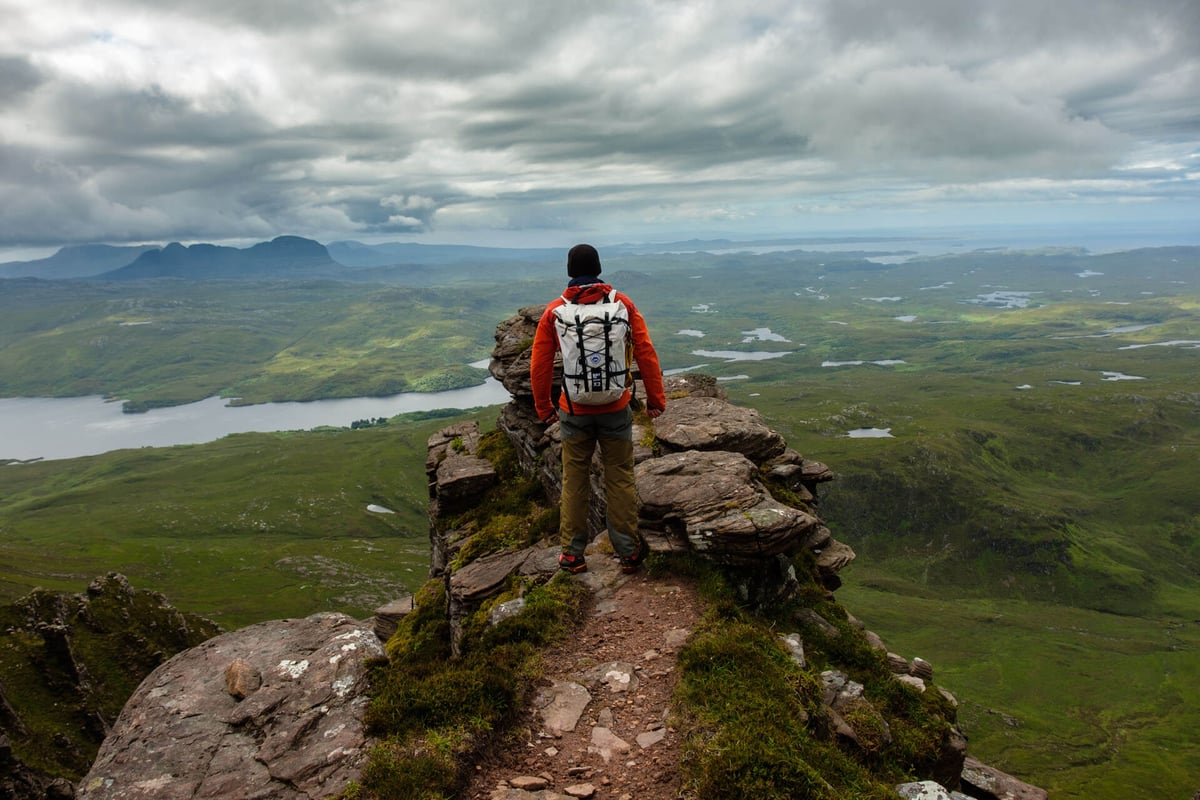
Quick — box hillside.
[0,245,158,279]
[0,574,220,794]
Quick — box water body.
[822,359,907,367]
[692,349,795,361]
[1,378,510,462]
[847,428,894,438]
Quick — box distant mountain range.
[9,234,1187,284]
[0,236,568,282]
[0,243,160,279]
[0,234,929,282]
[97,236,338,280]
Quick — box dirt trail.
[464,550,705,800]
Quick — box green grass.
[355,574,589,799]
[0,410,496,627]
[837,575,1200,799]
[0,280,530,409]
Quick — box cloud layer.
[1,0,1197,249]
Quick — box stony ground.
[463,545,705,800]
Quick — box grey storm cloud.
[0,55,42,102]
[0,0,1196,250]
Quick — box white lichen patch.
[278,659,310,679]
[605,669,632,687]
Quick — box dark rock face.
[76,613,382,800]
[489,305,544,401]
[0,574,220,799]
[0,733,75,799]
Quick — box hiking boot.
[619,542,645,574]
[558,552,587,574]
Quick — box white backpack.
[552,290,632,410]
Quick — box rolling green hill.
[0,412,492,627]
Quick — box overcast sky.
[1,0,1197,257]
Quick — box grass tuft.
[355,574,587,799]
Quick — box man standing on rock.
[530,243,667,575]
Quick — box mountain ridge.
[6,234,1194,282]
[99,235,342,280]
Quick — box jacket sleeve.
[529,302,560,420]
[619,293,667,412]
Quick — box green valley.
[1,243,1197,797]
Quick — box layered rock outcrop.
[430,309,845,609]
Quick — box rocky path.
[464,548,705,800]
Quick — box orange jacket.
[530,282,666,421]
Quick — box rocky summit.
[422,307,1048,798]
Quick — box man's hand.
[646,407,663,419]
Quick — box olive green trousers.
[557,406,641,559]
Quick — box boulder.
[814,538,857,578]
[895,782,961,800]
[960,756,1049,800]
[435,453,498,511]
[910,657,935,681]
[653,395,786,461]
[373,595,415,642]
[426,421,484,478]
[447,545,560,655]
[76,613,382,800]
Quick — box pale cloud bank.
[0,0,1197,252]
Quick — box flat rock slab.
[77,613,383,800]
[653,394,786,461]
[961,757,1049,800]
[451,547,539,602]
[535,681,592,735]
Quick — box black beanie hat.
[567,243,602,277]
